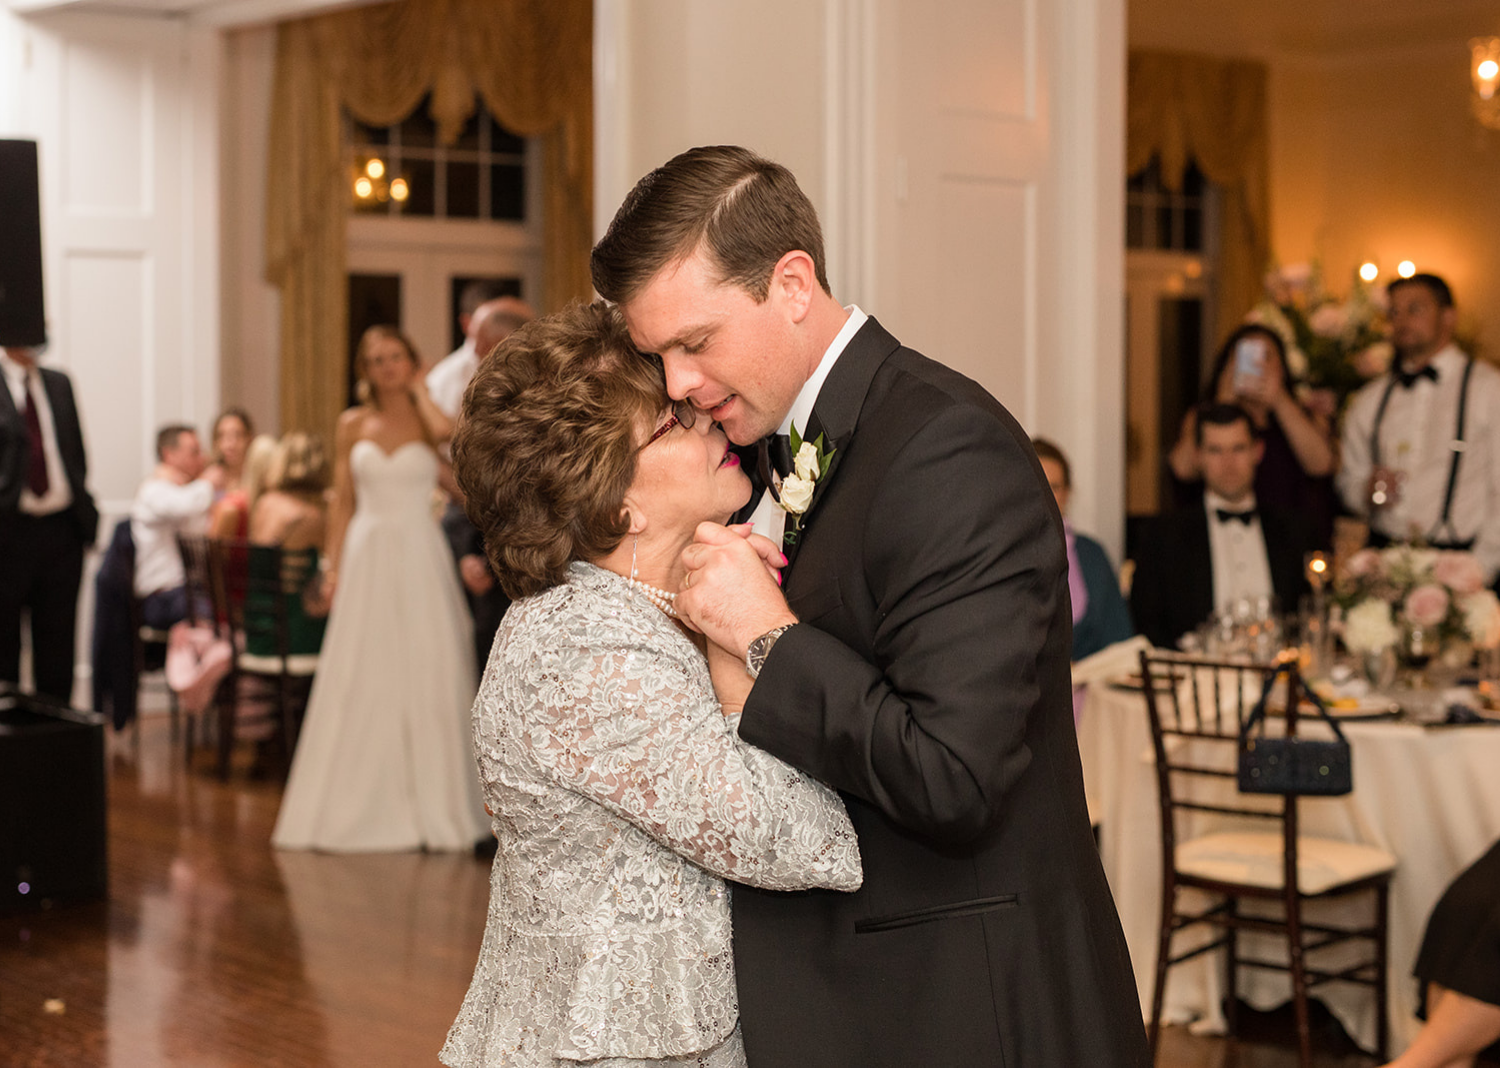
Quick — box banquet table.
[1078,677,1500,1054]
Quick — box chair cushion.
[237,652,319,676]
[1177,831,1396,894]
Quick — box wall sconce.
[1473,37,1500,130]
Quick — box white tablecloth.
[1078,680,1500,1054]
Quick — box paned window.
[347,94,528,221]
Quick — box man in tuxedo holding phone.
[0,342,99,703]
[592,146,1147,1067]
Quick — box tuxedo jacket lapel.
[1181,508,1215,636]
[781,318,900,571]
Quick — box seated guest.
[1380,837,1500,1068]
[248,431,330,552]
[210,433,277,540]
[1131,403,1311,649]
[1168,324,1338,548]
[240,432,332,753]
[1032,437,1133,660]
[204,407,254,537]
[131,424,219,629]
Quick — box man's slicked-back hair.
[1387,272,1454,309]
[591,145,831,306]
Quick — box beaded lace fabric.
[440,562,862,1067]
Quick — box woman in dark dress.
[1381,838,1500,1067]
[1167,324,1339,548]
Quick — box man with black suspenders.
[1337,273,1500,586]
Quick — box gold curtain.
[1128,50,1269,348]
[265,0,593,440]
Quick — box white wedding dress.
[272,439,488,853]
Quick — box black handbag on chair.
[1237,663,1353,796]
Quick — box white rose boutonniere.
[776,422,836,543]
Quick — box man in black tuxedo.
[0,343,99,702]
[592,146,1147,1067]
[1131,402,1311,649]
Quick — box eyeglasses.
[642,400,699,449]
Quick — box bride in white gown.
[273,325,488,853]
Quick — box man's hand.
[677,522,797,659]
[459,554,495,596]
[1368,465,1402,509]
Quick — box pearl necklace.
[627,576,678,617]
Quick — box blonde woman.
[272,325,487,853]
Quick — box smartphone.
[1232,337,1267,394]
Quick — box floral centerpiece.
[1249,263,1392,413]
[1336,545,1500,667]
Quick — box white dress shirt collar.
[777,305,868,437]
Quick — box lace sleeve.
[519,626,862,893]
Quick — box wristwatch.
[746,624,795,679]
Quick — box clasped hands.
[676,523,798,660]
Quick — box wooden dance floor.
[1,713,1378,1067]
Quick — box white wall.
[2,9,222,523]
[597,0,1127,556]
[220,23,280,433]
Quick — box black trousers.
[0,510,86,703]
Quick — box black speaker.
[0,139,46,349]
[0,688,108,914]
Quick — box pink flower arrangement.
[1403,584,1450,628]
[1251,262,1390,411]
[1334,545,1500,654]
[1433,552,1485,595]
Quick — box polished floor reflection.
[1,714,488,1067]
[1,713,1380,1067]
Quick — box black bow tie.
[1396,364,1439,389]
[1215,507,1257,526]
[757,433,793,502]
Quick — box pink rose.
[1433,552,1485,595]
[1404,584,1451,628]
[1344,548,1381,580]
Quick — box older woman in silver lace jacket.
[441,302,862,1068]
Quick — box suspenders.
[1368,357,1477,548]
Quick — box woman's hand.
[724,522,787,585]
[706,638,752,718]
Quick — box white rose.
[1343,598,1399,654]
[793,441,821,481]
[778,474,814,514]
[1460,590,1500,649]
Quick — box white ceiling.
[7,0,1496,50]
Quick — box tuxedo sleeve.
[738,404,1061,846]
[1127,521,1176,649]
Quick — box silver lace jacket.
[441,563,862,1068]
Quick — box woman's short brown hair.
[452,301,666,600]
